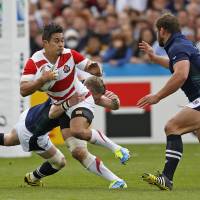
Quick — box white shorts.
[14,110,53,153]
[66,95,95,118]
[185,97,200,111]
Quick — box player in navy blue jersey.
[0,99,67,186]
[137,13,200,190]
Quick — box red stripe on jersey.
[49,67,75,92]
[35,59,48,68]
[48,86,75,101]
[57,53,71,68]
[23,59,37,75]
[71,49,85,64]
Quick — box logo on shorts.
[76,110,83,115]
[63,65,70,73]
[193,100,199,104]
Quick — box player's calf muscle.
[72,147,87,162]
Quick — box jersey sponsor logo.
[172,56,176,60]
[63,64,70,73]
[76,110,83,115]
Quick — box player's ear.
[159,27,164,36]
[43,40,48,46]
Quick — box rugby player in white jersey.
[19,24,130,188]
[0,76,127,188]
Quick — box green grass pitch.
[0,143,200,200]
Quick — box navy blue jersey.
[164,32,200,101]
[25,99,60,136]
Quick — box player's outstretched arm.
[137,60,190,108]
[139,41,169,68]
[96,90,120,110]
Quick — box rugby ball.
[35,65,57,91]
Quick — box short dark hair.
[156,13,181,34]
[42,23,63,41]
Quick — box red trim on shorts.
[49,67,75,92]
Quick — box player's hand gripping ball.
[35,65,58,91]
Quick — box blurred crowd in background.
[29,0,200,66]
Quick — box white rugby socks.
[90,129,121,152]
[82,153,121,182]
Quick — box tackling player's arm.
[49,93,85,119]
[95,90,120,110]
[20,59,57,97]
[49,90,120,119]
[139,41,169,68]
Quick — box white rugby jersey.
[76,68,92,80]
[21,48,90,104]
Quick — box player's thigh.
[70,107,94,130]
[70,116,89,131]
[166,107,200,134]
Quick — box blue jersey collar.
[164,32,184,52]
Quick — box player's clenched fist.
[105,90,120,109]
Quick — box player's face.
[157,28,165,47]
[45,33,64,56]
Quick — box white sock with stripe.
[83,154,121,182]
[89,129,121,152]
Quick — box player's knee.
[70,127,85,140]
[164,119,179,135]
[48,149,66,170]
[72,147,87,162]
[58,156,66,168]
